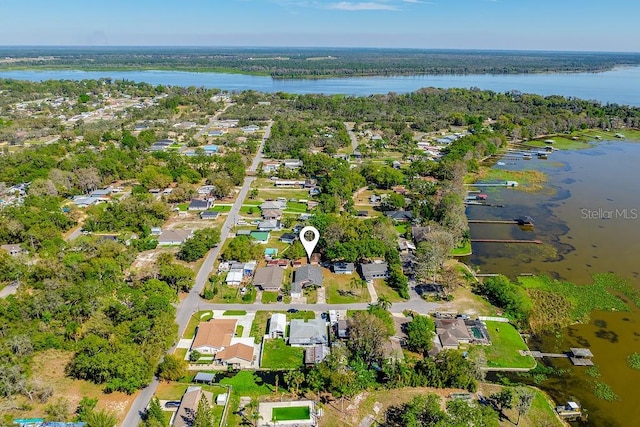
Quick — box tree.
[193,395,215,427]
[158,261,195,293]
[46,397,70,422]
[158,354,188,382]
[376,295,392,311]
[439,266,460,297]
[415,229,455,282]
[515,387,535,426]
[350,276,367,297]
[490,387,514,420]
[85,409,118,427]
[405,315,435,354]
[75,396,98,421]
[143,398,167,427]
[283,370,305,397]
[177,227,220,262]
[222,235,262,262]
[283,240,305,260]
[347,312,389,366]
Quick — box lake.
[0,67,639,106]
[467,140,640,426]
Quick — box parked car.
[165,401,181,408]
[287,308,299,313]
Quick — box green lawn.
[223,310,247,316]
[206,285,257,304]
[250,310,316,339]
[324,272,369,304]
[484,321,536,369]
[236,325,244,336]
[261,338,304,370]
[394,223,408,235]
[450,240,472,256]
[211,204,233,212]
[272,406,311,421]
[285,202,308,213]
[261,291,280,304]
[177,202,188,212]
[219,371,272,396]
[183,311,213,339]
[373,280,404,302]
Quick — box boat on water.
[516,216,535,226]
[536,151,549,159]
[496,161,506,166]
[523,154,532,160]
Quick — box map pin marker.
[299,226,320,262]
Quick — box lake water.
[1,67,639,106]
[467,140,640,426]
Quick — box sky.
[0,0,639,51]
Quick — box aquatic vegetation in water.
[627,353,640,370]
[586,366,601,378]
[591,381,620,402]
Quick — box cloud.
[327,2,400,10]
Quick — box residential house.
[269,313,287,338]
[203,144,219,155]
[360,262,390,282]
[370,195,382,204]
[191,319,237,354]
[188,199,213,211]
[262,161,281,174]
[260,200,286,211]
[336,320,349,339]
[398,238,416,254]
[435,318,472,349]
[157,230,192,246]
[72,195,102,208]
[304,345,330,366]
[198,185,216,196]
[332,262,355,275]
[357,210,369,217]
[258,219,281,232]
[90,188,112,198]
[226,269,244,286]
[148,139,174,152]
[385,211,414,222]
[293,265,324,288]
[283,159,303,169]
[264,248,278,259]
[290,282,303,299]
[267,259,289,268]
[0,244,24,257]
[289,319,328,346]
[207,130,225,137]
[280,233,297,244]
[392,160,402,169]
[383,337,404,362]
[200,211,219,220]
[274,180,306,188]
[241,125,260,133]
[173,386,213,427]
[261,209,283,220]
[253,266,284,292]
[214,343,254,369]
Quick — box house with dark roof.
[200,211,219,220]
[332,262,355,275]
[359,262,390,282]
[188,198,213,211]
[289,319,328,346]
[280,233,297,244]
[290,282,303,299]
[385,210,414,222]
[304,345,330,366]
[293,265,324,288]
[411,226,432,244]
[253,266,284,292]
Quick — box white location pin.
[299,226,320,262]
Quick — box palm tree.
[377,295,392,311]
[85,409,118,427]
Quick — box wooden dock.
[520,349,594,366]
[468,220,519,224]
[471,239,543,244]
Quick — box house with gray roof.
[332,262,355,275]
[385,210,414,222]
[253,266,284,292]
[359,262,390,282]
[289,319,328,346]
[293,265,324,288]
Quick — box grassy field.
[483,321,536,369]
[223,310,247,316]
[211,204,233,212]
[261,338,304,370]
[206,285,257,304]
[250,310,315,338]
[373,279,404,302]
[470,168,547,192]
[174,348,188,360]
[272,405,311,421]
[450,240,472,256]
[261,291,280,303]
[258,189,310,200]
[219,371,272,396]
[184,311,213,339]
[324,270,370,304]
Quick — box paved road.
[197,299,440,314]
[344,122,359,152]
[249,120,272,172]
[123,114,262,426]
[64,226,84,242]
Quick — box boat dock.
[520,348,594,366]
[471,239,542,244]
[465,181,519,187]
[468,220,520,224]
